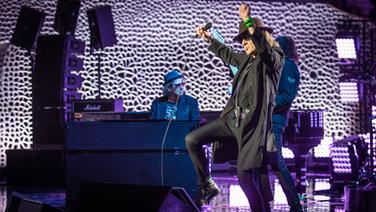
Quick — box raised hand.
[239,3,250,21]
[196,26,212,43]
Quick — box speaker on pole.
[87,5,117,50]
[53,0,81,35]
[10,6,45,52]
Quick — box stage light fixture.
[335,23,360,64]
[282,147,294,159]
[335,36,358,59]
[339,82,359,102]
[330,135,367,183]
[313,137,333,158]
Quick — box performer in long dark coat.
[259,36,303,212]
[185,4,284,211]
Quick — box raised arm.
[208,39,248,68]
[239,4,284,71]
[196,26,248,68]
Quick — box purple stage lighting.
[373,106,376,130]
[339,82,359,102]
[330,145,352,174]
[282,147,294,159]
[229,185,249,207]
[314,178,331,191]
[335,38,357,59]
[330,135,367,183]
[314,137,333,158]
[335,26,360,62]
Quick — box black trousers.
[185,118,267,212]
[260,122,302,212]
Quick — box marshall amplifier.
[74,112,150,122]
[73,99,123,120]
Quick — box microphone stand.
[28,42,38,186]
[90,46,103,99]
[160,29,203,186]
[97,50,102,99]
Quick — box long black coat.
[209,28,284,170]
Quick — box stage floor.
[0,171,345,212]
[208,172,344,211]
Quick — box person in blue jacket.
[260,36,302,211]
[150,69,200,121]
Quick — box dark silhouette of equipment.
[72,183,199,212]
[6,192,63,212]
[284,110,324,193]
[65,121,199,211]
[86,5,117,98]
[10,6,45,52]
[87,5,116,50]
[5,149,64,186]
[53,0,81,35]
[33,35,84,144]
[330,136,368,185]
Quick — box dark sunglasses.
[238,31,251,43]
[239,28,273,43]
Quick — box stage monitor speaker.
[72,183,199,212]
[6,192,63,212]
[53,0,81,35]
[10,6,45,52]
[87,5,116,50]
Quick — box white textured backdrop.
[0,0,364,166]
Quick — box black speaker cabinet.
[66,150,197,210]
[34,35,67,108]
[33,35,75,145]
[53,0,81,35]
[72,183,199,212]
[6,149,64,186]
[344,185,376,212]
[32,108,65,145]
[65,121,199,211]
[10,6,45,51]
[6,192,63,212]
[87,5,116,50]
[33,35,84,107]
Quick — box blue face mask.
[174,86,185,96]
[171,78,185,96]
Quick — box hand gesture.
[196,26,212,43]
[239,4,250,21]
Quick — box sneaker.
[197,177,220,206]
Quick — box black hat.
[233,17,273,43]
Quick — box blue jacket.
[150,94,200,121]
[272,58,300,125]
